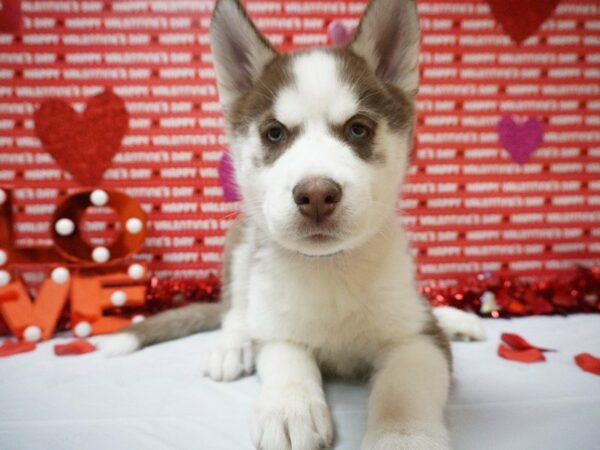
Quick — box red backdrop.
[0,0,598,288]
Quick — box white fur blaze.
[274,52,357,127]
[433,307,486,341]
[101,333,141,357]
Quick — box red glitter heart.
[0,0,21,33]
[486,0,559,44]
[34,89,128,186]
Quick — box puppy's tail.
[102,301,226,357]
[102,218,245,357]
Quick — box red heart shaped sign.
[34,90,128,186]
[486,0,559,44]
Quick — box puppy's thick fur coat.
[105,1,485,448]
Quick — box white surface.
[0,315,599,450]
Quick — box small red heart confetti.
[54,339,97,356]
[498,343,545,363]
[0,339,36,357]
[501,333,554,352]
[574,353,600,376]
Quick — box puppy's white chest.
[247,260,359,344]
[242,232,427,375]
[245,252,398,373]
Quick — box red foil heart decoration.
[486,0,560,44]
[34,89,128,186]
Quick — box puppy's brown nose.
[293,178,342,223]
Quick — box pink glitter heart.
[497,116,544,165]
[327,20,354,46]
[218,151,241,202]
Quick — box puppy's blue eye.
[266,124,286,143]
[348,122,370,140]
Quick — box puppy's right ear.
[210,0,277,109]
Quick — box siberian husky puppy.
[105,1,485,448]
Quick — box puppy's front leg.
[204,223,255,382]
[252,341,334,450]
[203,307,254,382]
[363,337,451,450]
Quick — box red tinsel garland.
[115,267,600,320]
[101,274,221,322]
[424,266,600,318]
[139,274,220,313]
[0,268,597,337]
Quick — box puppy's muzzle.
[293,178,342,224]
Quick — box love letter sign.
[0,187,148,343]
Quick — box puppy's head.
[211,0,419,257]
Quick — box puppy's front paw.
[251,384,333,450]
[362,429,450,450]
[433,306,486,341]
[202,331,254,382]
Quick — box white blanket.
[1,315,599,450]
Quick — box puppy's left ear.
[210,0,277,109]
[350,0,420,95]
